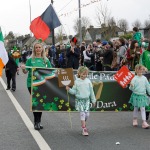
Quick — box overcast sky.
[1,0,150,36]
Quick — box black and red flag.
[30,4,61,41]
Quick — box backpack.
[58,53,64,64]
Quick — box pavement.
[0,70,150,150]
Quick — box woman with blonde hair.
[21,42,52,130]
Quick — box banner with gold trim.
[31,68,150,112]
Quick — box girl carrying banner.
[66,66,96,136]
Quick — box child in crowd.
[66,66,96,136]
[129,64,150,129]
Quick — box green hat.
[13,46,17,51]
[38,38,43,43]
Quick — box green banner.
[31,68,150,112]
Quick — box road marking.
[0,77,51,150]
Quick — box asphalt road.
[0,70,150,150]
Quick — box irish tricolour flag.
[0,27,8,76]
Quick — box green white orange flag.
[0,27,8,76]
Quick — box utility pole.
[51,0,55,45]
[29,0,32,36]
[78,0,82,45]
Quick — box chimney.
[89,25,94,28]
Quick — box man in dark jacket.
[100,41,113,71]
[5,53,19,91]
[66,37,80,69]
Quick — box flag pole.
[51,0,55,45]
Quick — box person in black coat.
[66,37,80,69]
[5,53,19,91]
[100,41,114,71]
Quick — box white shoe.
[142,122,150,129]
[133,119,138,127]
[82,128,89,136]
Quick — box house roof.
[87,27,102,41]
[144,24,150,30]
[140,24,150,30]
[5,34,14,40]
[23,36,53,47]
[24,37,36,47]
[86,26,123,41]
[55,39,70,46]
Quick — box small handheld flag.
[0,27,8,76]
[114,66,134,88]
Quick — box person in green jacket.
[139,42,149,65]
[141,42,150,70]
[140,42,150,120]
[21,42,52,130]
[133,27,142,47]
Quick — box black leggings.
[28,87,42,123]
[6,71,16,89]
[146,112,149,120]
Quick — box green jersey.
[25,57,52,87]
[141,50,150,71]
[133,32,142,46]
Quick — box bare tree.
[73,18,79,34]
[73,16,91,39]
[144,19,150,28]
[132,19,142,28]
[95,2,115,40]
[73,16,91,33]
[108,17,116,27]
[117,19,128,33]
[56,26,64,44]
[96,3,111,27]
[106,17,118,40]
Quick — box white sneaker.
[133,119,138,127]
[142,122,150,129]
[82,128,89,136]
